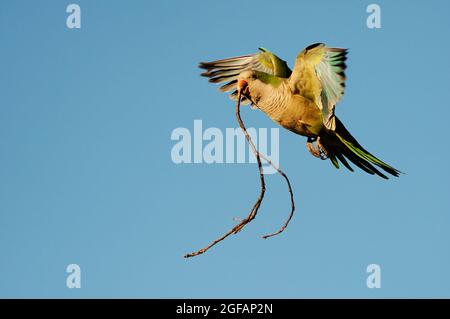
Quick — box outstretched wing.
[288,43,347,130]
[199,48,292,105]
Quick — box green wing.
[199,48,291,105]
[289,43,347,130]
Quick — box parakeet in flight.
[199,43,400,179]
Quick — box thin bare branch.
[184,90,265,258]
[257,153,295,239]
[184,90,297,257]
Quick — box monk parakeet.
[200,43,400,179]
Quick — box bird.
[199,43,401,179]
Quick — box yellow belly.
[269,95,324,137]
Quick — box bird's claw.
[317,137,329,159]
[307,140,322,159]
[307,137,329,160]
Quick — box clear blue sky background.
[1,0,449,298]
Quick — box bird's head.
[237,70,256,96]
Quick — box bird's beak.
[237,79,248,94]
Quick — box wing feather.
[289,43,348,130]
[200,48,291,105]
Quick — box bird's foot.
[307,137,329,160]
[307,138,321,159]
[317,136,329,160]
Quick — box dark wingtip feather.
[199,62,212,70]
[305,43,324,51]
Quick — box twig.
[184,90,265,258]
[258,153,295,239]
[184,90,297,258]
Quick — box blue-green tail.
[323,118,401,179]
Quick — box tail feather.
[339,146,389,179]
[334,152,354,172]
[322,118,401,179]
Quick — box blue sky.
[0,0,449,298]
